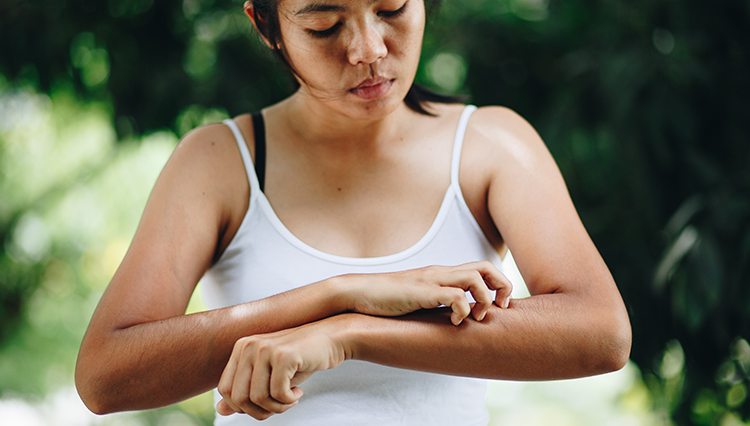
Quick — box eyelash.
[307,1,408,39]
[379,1,408,18]
[308,23,342,39]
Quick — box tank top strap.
[223,118,262,201]
[450,105,478,187]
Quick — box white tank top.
[202,105,502,426]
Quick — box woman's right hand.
[334,261,513,326]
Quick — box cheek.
[393,9,425,57]
[394,28,424,66]
[281,35,341,81]
[285,46,349,90]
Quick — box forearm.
[342,292,631,381]
[76,280,345,414]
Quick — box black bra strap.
[251,111,266,192]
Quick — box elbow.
[588,310,632,374]
[75,364,109,415]
[614,325,633,370]
[600,326,632,373]
[76,348,119,415]
[76,378,105,415]
[78,394,111,416]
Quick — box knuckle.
[271,350,286,365]
[257,342,272,355]
[449,288,467,304]
[249,389,269,405]
[235,336,256,352]
[478,260,494,270]
[272,346,293,361]
[497,277,512,292]
[270,387,287,402]
[218,383,231,398]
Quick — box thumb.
[216,398,237,416]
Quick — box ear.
[244,1,274,49]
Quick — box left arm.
[218,106,631,418]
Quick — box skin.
[75,0,631,421]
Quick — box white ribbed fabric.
[203,105,500,425]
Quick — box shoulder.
[155,120,251,218]
[173,121,244,166]
[467,106,544,153]
[463,106,556,178]
[425,103,544,153]
[165,120,253,189]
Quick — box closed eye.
[307,22,342,38]
[378,1,408,18]
[307,1,408,39]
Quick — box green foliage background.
[1,0,749,424]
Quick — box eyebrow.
[294,3,347,16]
[294,0,379,17]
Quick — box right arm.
[75,123,350,414]
[75,123,506,414]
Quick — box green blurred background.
[1,0,749,424]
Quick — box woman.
[75,0,631,424]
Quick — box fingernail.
[478,312,486,321]
[455,318,463,326]
[502,296,511,309]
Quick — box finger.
[492,279,513,309]
[435,287,471,326]
[435,270,492,321]
[218,397,275,420]
[250,359,297,413]
[461,271,493,321]
[217,343,244,415]
[229,360,254,414]
[270,360,303,405]
[291,371,315,387]
[466,261,513,309]
[216,398,236,416]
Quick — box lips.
[350,76,394,100]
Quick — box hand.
[340,261,512,326]
[216,319,347,420]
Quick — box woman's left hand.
[216,318,348,420]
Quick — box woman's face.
[276,0,426,120]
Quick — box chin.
[345,98,403,120]
[343,86,412,120]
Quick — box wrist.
[322,274,357,313]
[325,313,367,361]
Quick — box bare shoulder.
[172,121,244,173]
[144,120,250,259]
[173,120,250,231]
[468,106,547,155]
[463,106,558,181]
[162,121,250,203]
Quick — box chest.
[264,136,454,258]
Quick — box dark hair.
[249,0,465,116]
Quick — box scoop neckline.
[255,184,458,266]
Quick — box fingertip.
[502,296,511,309]
[216,399,235,416]
[470,305,487,322]
[292,387,304,399]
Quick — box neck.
[271,90,417,153]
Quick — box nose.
[347,20,387,65]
